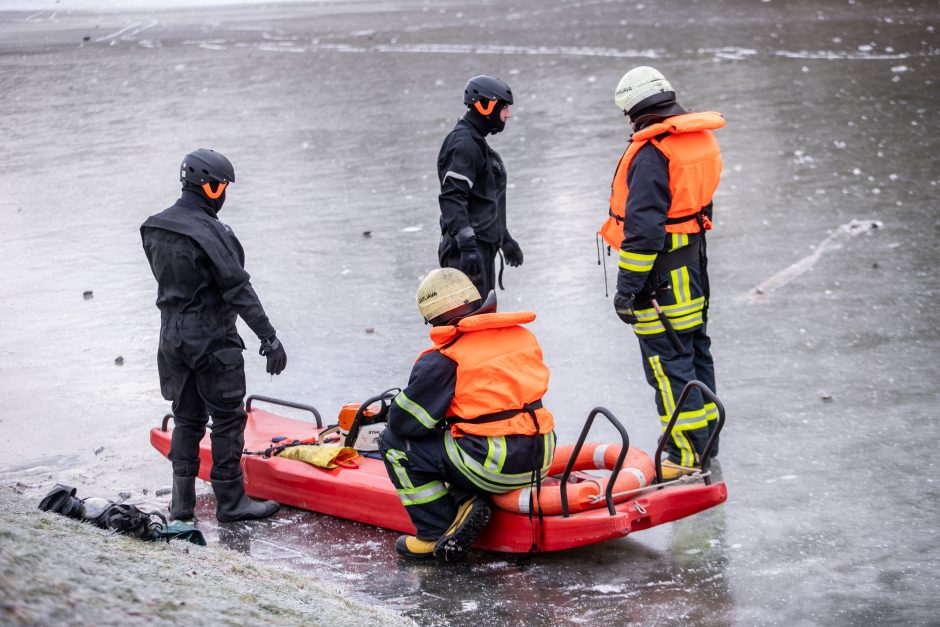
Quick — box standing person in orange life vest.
[598,67,724,480]
[378,270,556,562]
[437,75,523,297]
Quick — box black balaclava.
[180,181,226,217]
[630,97,687,131]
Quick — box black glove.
[259,335,287,375]
[614,292,638,325]
[501,236,523,267]
[456,229,483,281]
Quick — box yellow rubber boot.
[660,459,700,481]
[395,535,437,559]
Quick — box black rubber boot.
[212,477,279,523]
[169,475,197,521]
[433,495,491,563]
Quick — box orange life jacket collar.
[631,111,725,142]
[429,311,537,346]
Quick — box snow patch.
[738,219,884,304]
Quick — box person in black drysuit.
[437,75,524,297]
[141,148,286,523]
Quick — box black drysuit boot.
[169,475,197,521]
[212,477,279,523]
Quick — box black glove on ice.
[259,335,287,375]
[501,236,523,267]
[614,292,638,325]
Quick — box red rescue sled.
[150,382,727,553]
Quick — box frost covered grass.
[0,486,414,626]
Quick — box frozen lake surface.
[1,0,938,624]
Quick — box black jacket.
[437,115,507,244]
[141,192,275,356]
[387,350,457,440]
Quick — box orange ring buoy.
[491,442,655,515]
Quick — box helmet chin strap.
[202,182,226,199]
[474,99,497,116]
[432,290,498,326]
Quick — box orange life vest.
[427,311,555,438]
[599,111,725,250]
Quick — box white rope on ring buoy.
[587,470,711,503]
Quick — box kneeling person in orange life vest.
[599,66,724,480]
[378,268,556,562]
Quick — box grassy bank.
[0,486,414,626]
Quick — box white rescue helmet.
[614,66,675,116]
[417,268,482,326]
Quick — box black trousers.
[378,428,476,539]
[158,330,248,482]
[438,235,498,297]
[378,427,553,539]
[637,324,719,468]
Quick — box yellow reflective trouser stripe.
[704,401,718,424]
[444,432,552,493]
[395,391,437,430]
[661,408,708,431]
[484,436,507,474]
[385,449,414,489]
[669,233,689,251]
[634,313,704,334]
[543,431,556,469]
[670,266,692,303]
[398,481,449,506]
[618,249,657,273]
[385,449,449,506]
[649,355,698,468]
[634,311,704,335]
[660,297,705,316]
[633,297,705,335]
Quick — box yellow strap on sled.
[276,445,360,469]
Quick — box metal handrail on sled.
[161,395,325,431]
[654,380,726,486]
[558,407,631,518]
[246,394,323,428]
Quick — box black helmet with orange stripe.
[463,75,513,135]
[180,148,234,200]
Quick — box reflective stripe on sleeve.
[618,250,657,273]
[395,391,438,430]
[443,171,474,188]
